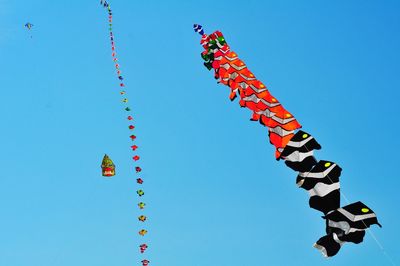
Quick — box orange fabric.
[201,31,302,155]
[268,131,294,150]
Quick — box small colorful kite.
[101,154,115,177]
[138,215,147,222]
[139,229,148,236]
[140,244,148,253]
[24,22,34,38]
[24,22,33,30]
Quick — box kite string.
[340,192,396,266]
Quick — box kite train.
[193,24,381,257]
[100,1,149,264]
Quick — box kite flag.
[193,24,381,257]
[99,2,149,264]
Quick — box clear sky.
[0,0,399,265]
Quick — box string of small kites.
[99,1,149,266]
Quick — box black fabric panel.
[309,190,341,214]
[315,234,341,257]
[280,130,321,158]
[325,201,381,228]
[339,230,366,244]
[285,155,317,172]
[298,161,342,190]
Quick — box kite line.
[193,24,382,258]
[100,2,149,266]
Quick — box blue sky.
[0,0,399,265]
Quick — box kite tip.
[193,24,204,35]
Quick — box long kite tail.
[193,24,381,258]
[100,2,149,264]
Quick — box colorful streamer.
[100,1,149,265]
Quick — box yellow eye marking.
[361,208,369,213]
[324,162,331,167]
[302,133,308,139]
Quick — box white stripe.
[284,150,314,162]
[348,228,365,233]
[230,64,247,71]
[296,178,305,187]
[309,182,340,197]
[256,109,276,118]
[216,42,224,49]
[337,208,377,222]
[271,115,296,125]
[328,220,366,234]
[286,136,314,148]
[333,233,344,245]
[239,73,256,81]
[242,94,281,108]
[224,54,238,61]
[299,163,337,178]
[328,220,350,234]
[228,72,239,79]
[237,81,249,89]
[249,83,268,93]
[268,126,294,137]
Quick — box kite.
[24,22,34,38]
[314,201,381,257]
[193,24,381,257]
[101,154,115,177]
[99,1,149,264]
[138,215,147,222]
[24,22,33,30]
[140,244,148,253]
[139,229,148,236]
